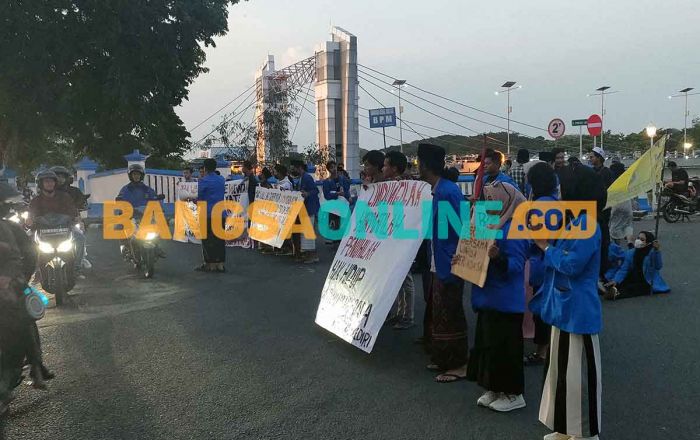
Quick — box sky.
[176,0,700,153]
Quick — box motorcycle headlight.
[56,239,73,253]
[21,211,28,220]
[9,214,20,223]
[145,231,158,241]
[38,241,54,254]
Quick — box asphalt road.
[1,218,699,440]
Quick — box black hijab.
[634,231,655,268]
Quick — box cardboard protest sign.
[315,180,432,353]
[451,222,492,288]
[250,187,304,248]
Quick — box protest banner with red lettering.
[250,187,304,248]
[315,180,432,353]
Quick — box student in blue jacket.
[466,181,529,413]
[523,162,558,367]
[604,231,670,300]
[530,164,603,440]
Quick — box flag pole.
[654,135,666,238]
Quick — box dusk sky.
[177,0,700,152]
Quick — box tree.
[0,0,240,171]
[303,143,334,179]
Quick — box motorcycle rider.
[116,164,166,258]
[0,183,54,415]
[28,170,79,226]
[664,161,689,196]
[50,166,90,273]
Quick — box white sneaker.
[477,391,499,407]
[544,434,572,440]
[488,393,526,412]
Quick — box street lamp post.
[587,86,619,148]
[392,79,406,153]
[495,81,521,157]
[646,124,663,237]
[669,87,699,155]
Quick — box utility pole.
[393,79,406,153]
[588,86,619,148]
[669,87,699,155]
[495,81,521,157]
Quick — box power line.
[359,70,514,136]
[192,95,258,147]
[358,104,485,151]
[291,81,314,142]
[358,63,546,132]
[189,83,257,133]
[359,72,508,146]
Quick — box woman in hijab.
[604,230,670,300]
[466,181,529,412]
[530,164,603,440]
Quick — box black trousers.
[202,217,225,263]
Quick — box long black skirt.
[467,310,524,394]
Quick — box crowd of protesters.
[180,142,673,440]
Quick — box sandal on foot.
[434,373,466,383]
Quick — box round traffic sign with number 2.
[548,118,565,139]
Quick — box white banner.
[250,187,304,248]
[174,182,201,244]
[315,180,432,353]
[173,180,251,248]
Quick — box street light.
[669,87,699,154]
[392,79,406,154]
[587,86,619,148]
[495,81,522,156]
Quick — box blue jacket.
[116,182,157,209]
[613,248,670,293]
[300,173,320,216]
[322,176,351,201]
[530,219,602,335]
[527,196,557,288]
[605,242,627,281]
[431,178,464,283]
[471,220,528,313]
[198,173,226,218]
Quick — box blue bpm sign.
[369,107,397,128]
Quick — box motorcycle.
[33,214,77,306]
[662,185,699,223]
[121,196,165,279]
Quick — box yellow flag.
[605,135,667,209]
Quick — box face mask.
[634,239,646,249]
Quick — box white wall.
[88,172,128,204]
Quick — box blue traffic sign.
[369,107,397,128]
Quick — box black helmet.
[0,182,21,204]
[128,164,145,182]
[35,170,58,191]
[50,166,74,185]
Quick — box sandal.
[434,373,466,383]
